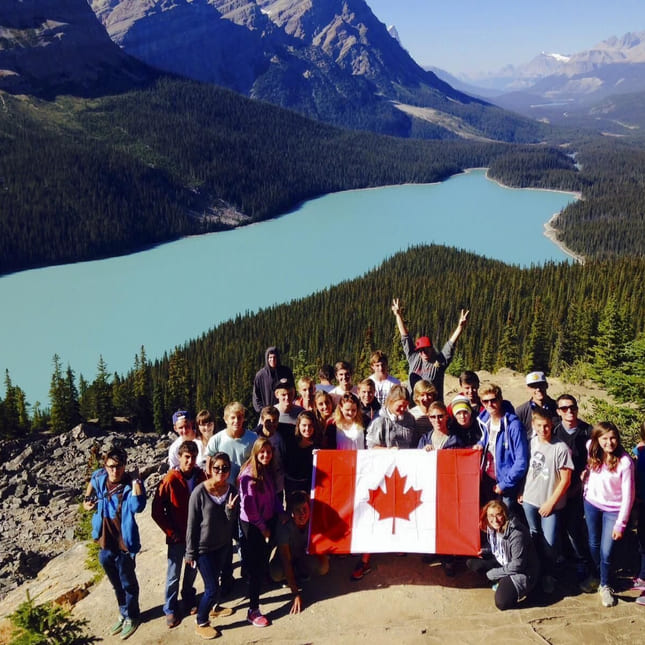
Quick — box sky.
[365,0,645,78]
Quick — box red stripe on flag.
[308,450,356,554]
[434,449,481,555]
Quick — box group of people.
[82,298,645,640]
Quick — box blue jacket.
[90,468,146,554]
[480,410,528,493]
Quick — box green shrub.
[9,591,98,644]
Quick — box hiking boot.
[109,616,125,636]
[209,605,234,619]
[166,613,180,628]
[195,623,220,639]
[247,609,270,627]
[599,585,616,607]
[351,560,372,581]
[120,618,139,640]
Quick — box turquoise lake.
[0,169,576,405]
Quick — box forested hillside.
[3,76,645,274]
[489,138,645,257]
[3,246,643,439]
[0,79,520,276]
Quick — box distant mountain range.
[86,0,543,142]
[430,31,645,132]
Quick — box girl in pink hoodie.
[583,422,635,607]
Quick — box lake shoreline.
[482,169,584,264]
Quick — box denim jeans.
[164,542,197,615]
[561,493,591,565]
[196,546,228,626]
[523,502,560,574]
[99,549,140,620]
[584,499,619,587]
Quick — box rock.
[0,425,166,599]
[0,542,93,618]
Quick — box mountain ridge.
[88,0,544,142]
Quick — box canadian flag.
[308,449,481,555]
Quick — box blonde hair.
[412,379,438,406]
[224,401,245,418]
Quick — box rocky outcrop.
[0,0,154,97]
[0,424,171,600]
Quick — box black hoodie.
[252,346,294,412]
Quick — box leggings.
[240,519,272,610]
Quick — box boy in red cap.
[391,298,469,401]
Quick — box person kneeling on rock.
[83,446,146,640]
[269,490,329,614]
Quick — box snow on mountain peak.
[542,52,571,63]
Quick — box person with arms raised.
[391,297,468,401]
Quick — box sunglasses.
[481,398,498,405]
[212,466,231,473]
[558,405,577,412]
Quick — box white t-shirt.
[336,423,365,451]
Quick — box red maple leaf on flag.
[367,467,423,534]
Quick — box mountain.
[0,0,155,97]
[88,0,544,142]
[470,31,645,129]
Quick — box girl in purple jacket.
[238,437,287,627]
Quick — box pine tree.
[522,298,550,372]
[357,327,375,379]
[153,379,166,434]
[495,313,520,371]
[133,346,153,431]
[64,365,81,428]
[49,355,67,434]
[94,356,114,431]
[78,374,93,421]
[167,349,191,414]
[592,297,631,374]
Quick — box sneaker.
[247,609,270,628]
[195,622,220,639]
[351,561,372,581]
[599,585,616,607]
[579,576,599,593]
[209,605,234,619]
[542,575,555,594]
[109,616,125,636]
[120,618,139,640]
[636,594,645,606]
[632,577,645,591]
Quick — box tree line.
[3,76,645,277]
[1,245,643,439]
